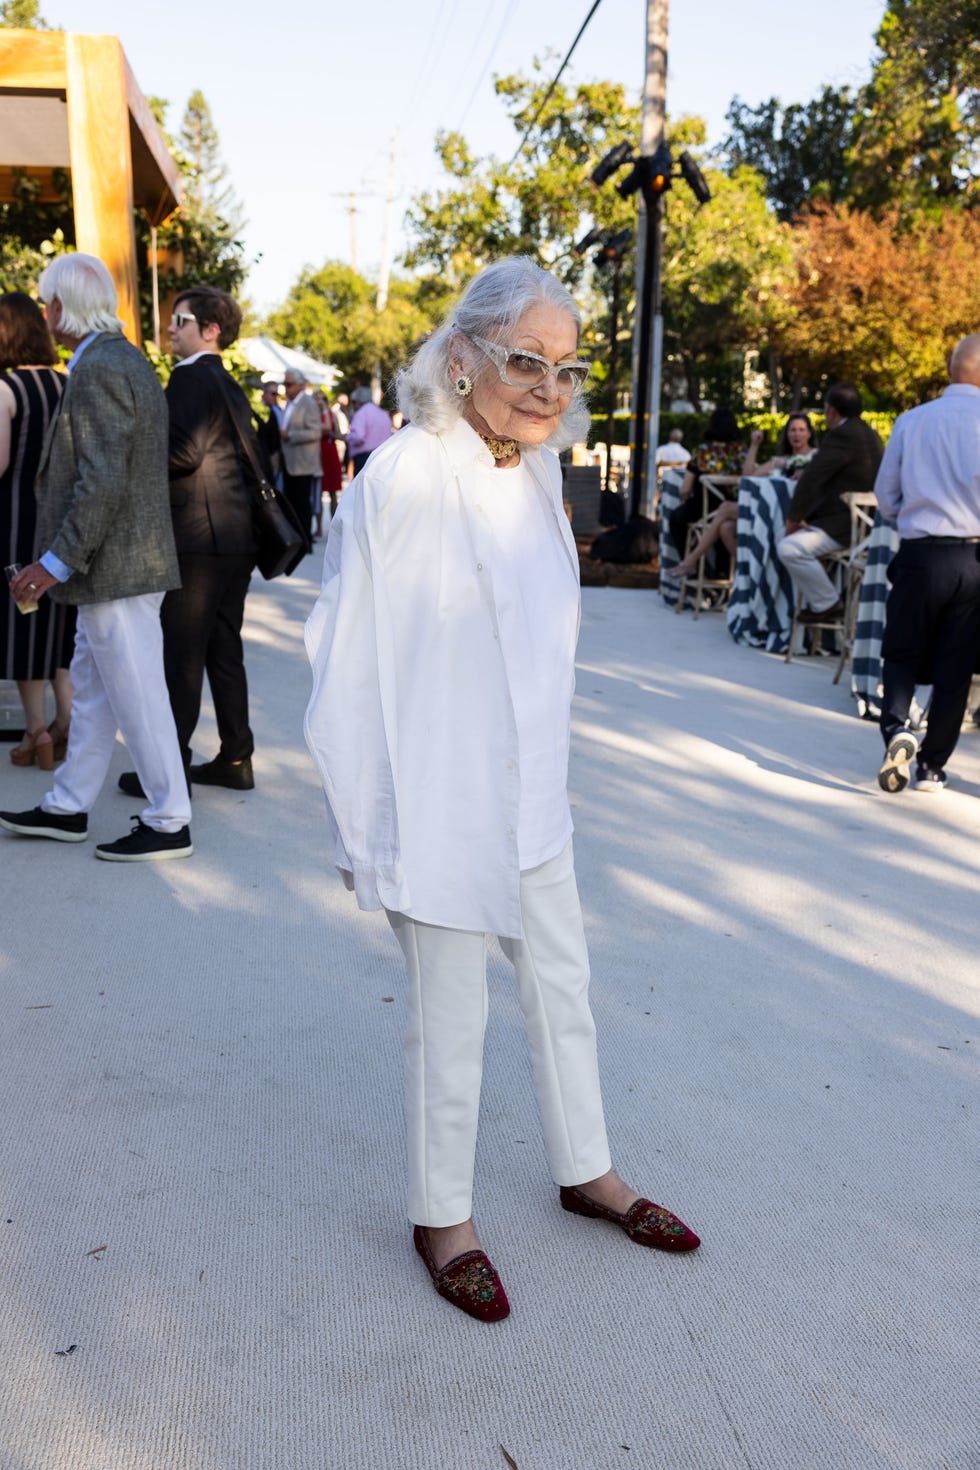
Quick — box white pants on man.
[42,593,190,833]
[777,525,844,612]
[387,840,612,1227]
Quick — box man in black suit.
[255,380,282,483]
[777,383,884,622]
[119,286,257,797]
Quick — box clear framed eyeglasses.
[467,334,590,396]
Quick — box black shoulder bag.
[213,373,311,579]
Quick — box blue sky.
[63,0,886,309]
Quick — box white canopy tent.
[238,335,339,388]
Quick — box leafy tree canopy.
[774,203,980,406]
[137,92,249,339]
[723,87,857,221]
[265,261,435,387]
[404,61,640,292]
[0,0,47,25]
[848,0,980,210]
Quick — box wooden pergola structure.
[0,28,181,345]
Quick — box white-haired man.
[279,369,322,545]
[875,334,980,794]
[0,252,192,860]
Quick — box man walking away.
[875,335,980,794]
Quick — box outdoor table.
[726,476,795,652]
[658,466,685,609]
[850,512,900,717]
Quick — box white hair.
[395,256,591,452]
[38,252,124,337]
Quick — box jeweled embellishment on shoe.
[628,1199,692,1244]
[413,1227,511,1321]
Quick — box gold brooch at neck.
[478,432,519,461]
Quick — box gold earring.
[453,373,473,398]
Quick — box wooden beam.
[0,28,66,89]
[64,33,141,345]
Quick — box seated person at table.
[743,412,816,477]
[668,407,746,559]
[776,384,883,624]
[667,414,816,580]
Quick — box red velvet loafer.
[559,1185,700,1252]
[413,1226,511,1321]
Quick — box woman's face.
[456,302,580,447]
[786,417,811,452]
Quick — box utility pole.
[630,0,669,518]
[329,191,364,271]
[372,132,398,402]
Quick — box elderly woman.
[305,258,700,1324]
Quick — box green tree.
[661,157,795,409]
[773,203,980,407]
[404,64,640,293]
[722,87,857,220]
[265,261,435,387]
[136,92,248,340]
[0,0,48,25]
[848,0,980,211]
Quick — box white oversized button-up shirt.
[304,417,580,939]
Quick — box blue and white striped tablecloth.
[658,468,685,609]
[850,514,898,718]
[726,476,795,653]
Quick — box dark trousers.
[880,539,980,770]
[161,552,255,765]
[282,473,314,548]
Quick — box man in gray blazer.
[0,253,192,861]
[279,369,323,546]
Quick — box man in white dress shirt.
[875,334,980,794]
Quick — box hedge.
[590,409,896,455]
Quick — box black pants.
[880,539,980,770]
[282,473,314,548]
[161,553,255,765]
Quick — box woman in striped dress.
[0,292,74,768]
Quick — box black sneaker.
[95,818,193,862]
[190,755,254,790]
[877,729,920,792]
[0,805,88,841]
[913,764,947,794]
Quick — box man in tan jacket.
[279,369,323,549]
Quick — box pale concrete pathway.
[1,549,977,1470]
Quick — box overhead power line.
[507,0,606,166]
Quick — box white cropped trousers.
[42,594,191,833]
[387,840,612,1227]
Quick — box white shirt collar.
[172,349,219,370]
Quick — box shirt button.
[507,760,515,770]
[476,562,483,571]
[507,826,514,836]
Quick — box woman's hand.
[749,429,763,446]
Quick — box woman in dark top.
[0,292,74,768]
[668,406,746,558]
